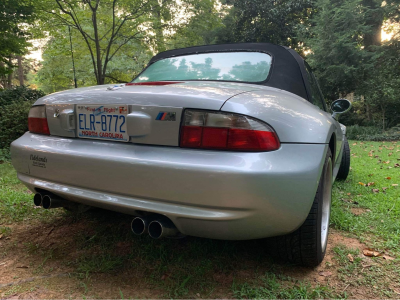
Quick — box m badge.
[156,112,176,121]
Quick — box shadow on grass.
[12,208,337,299]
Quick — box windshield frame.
[131,50,275,85]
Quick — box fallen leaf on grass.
[382,187,388,191]
[358,182,365,186]
[382,254,395,261]
[347,254,354,262]
[363,248,383,257]
[395,163,400,168]
[353,143,357,145]
[319,271,332,277]
[368,173,374,176]
[386,177,392,180]
[366,182,375,186]
[392,184,398,187]
[372,189,379,193]
[383,161,390,164]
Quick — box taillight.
[28,105,50,135]
[180,110,280,151]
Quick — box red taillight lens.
[28,106,50,135]
[180,110,280,152]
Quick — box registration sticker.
[77,105,129,142]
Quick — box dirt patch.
[350,207,369,216]
[0,215,394,299]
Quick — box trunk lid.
[38,81,258,146]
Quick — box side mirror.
[331,99,351,118]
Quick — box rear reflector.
[180,110,280,152]
[28,105,50,135]
[126,81,183,86]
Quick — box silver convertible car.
[11,43,351,267]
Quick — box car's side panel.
[221,89,339,144]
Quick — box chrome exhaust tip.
[42,194,68,209]
[148,219,179,239]
[131,217,150,235]
[33,193,43,206]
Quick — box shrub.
[346,125,382,139]
[346,125,400,141]
[0,86,46,150]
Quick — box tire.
[269,148,333,267]
[336,137,350,180]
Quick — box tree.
[38,0,163,85]
[213,0,313,54]
[305,0,400,129]
[167,0,224,48]
[0,0,36,88]
[36,27,152,93]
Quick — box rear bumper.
[11,132,328,240]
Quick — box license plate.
[77,105,129,142]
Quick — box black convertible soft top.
[147,43,312,102]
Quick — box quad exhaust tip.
[131,216,181,239]
[33,193,43,206]
[148,219,179,239]
[131,217,150,235]
[34,192,74,210]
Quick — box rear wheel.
[336,137,350,180]
[270,148,333,267]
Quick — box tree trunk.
[152,2,166,53]
[91,9,103,85]
[7,56,13,88]
[17,56,24,86]
[0,61,5,88]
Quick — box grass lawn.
[0,140,399,299]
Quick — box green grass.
[0,161,61,224]
[0,140,399,298]
[331,141,400,253]
[233,273,336,299]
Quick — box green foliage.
[168,0,224,48]
[304,0,400,129]
[346,125,400,141]
[0,86,45,149]
[0,0,36,77]
[213,0,312,54]
[304,0,371,99]
[346,125,382,139]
